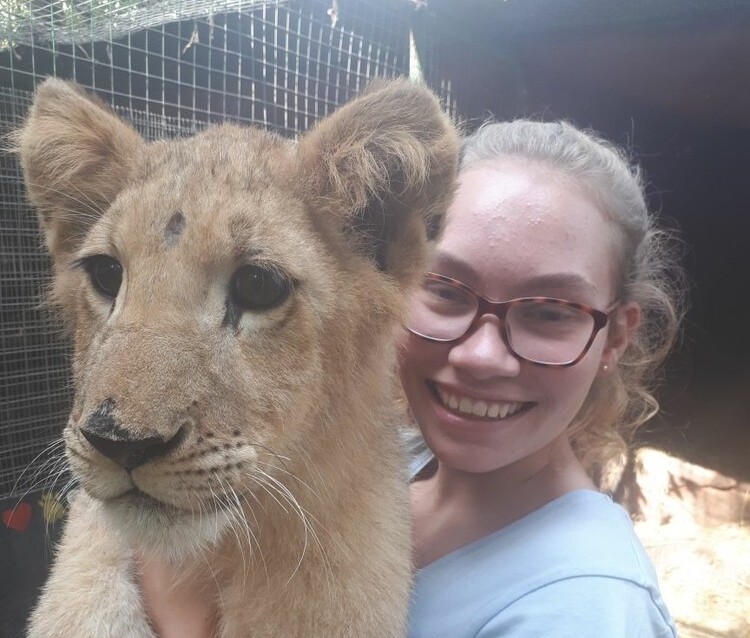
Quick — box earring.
[602,364,609,372]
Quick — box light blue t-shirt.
[403,434,677,638]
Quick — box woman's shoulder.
[417,489,652,578]
[409,490,674,638]
[473,574,676,638]
[490,489,659,584]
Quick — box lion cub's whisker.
[11,437,66,496]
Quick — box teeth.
[437,387,526,420]
[471,400,488,417]
[458,398,473,414]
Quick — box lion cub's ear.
[296,79,458,284]
[15,78,143,260]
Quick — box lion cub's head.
[17,79,457,556]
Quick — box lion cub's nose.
[80,403,186,470]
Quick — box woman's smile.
[428,381,534,421]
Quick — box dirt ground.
[623,449,750,638]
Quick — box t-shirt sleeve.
[475,576,676,638]
[400,427,434,480]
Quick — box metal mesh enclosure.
[0,0,414,500]
[0,87,71,500]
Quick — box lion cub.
[16,78,457,637]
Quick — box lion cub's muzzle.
[80,410,187,471]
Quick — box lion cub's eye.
[231,264,291,311]
[80,255,123,299]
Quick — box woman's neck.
[411,435,595,569]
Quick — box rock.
[617,447,750,638]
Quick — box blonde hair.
[461,120,687,478]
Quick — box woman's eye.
[532,309,566,321]
[82,255,123,299]
[522,304,579,324]
[425,281,469,305]
[231,264,291,311]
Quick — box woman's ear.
[599,301,641,375]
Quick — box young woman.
[140,120,683,637]
[400,120,681,637]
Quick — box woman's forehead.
[436,164,618,300]
[450,161,585,216]
[445,170,604,242]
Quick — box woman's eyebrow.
[515,273,599,296]
[431,253,598,295]
[429,252,478,279]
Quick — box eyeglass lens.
[408,277,598,365]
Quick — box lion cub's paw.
[27,614,156,638]
[26,493,158,638]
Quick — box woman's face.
[400,160,629,474]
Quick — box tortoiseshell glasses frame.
[406,272,618,368]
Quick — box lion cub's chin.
[101,490,231,560]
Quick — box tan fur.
[17,78,458,638]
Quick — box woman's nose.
[447,315,521,379]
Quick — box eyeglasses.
[406,273,617,367]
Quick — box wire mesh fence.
[0,0,418,500]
